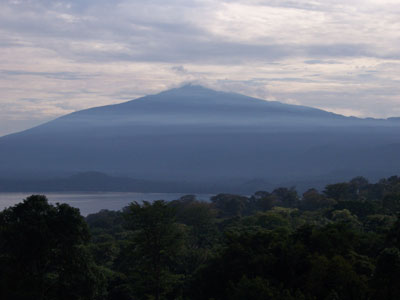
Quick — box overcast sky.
[1,0,400,136]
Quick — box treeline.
[1,176,400,299]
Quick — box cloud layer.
[1,0,400,136]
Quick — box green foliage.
[364,214,396,233]
[271,187,299,208]
[228,276,305,300]
[372,247,400,299]
[123,200,185,300]
[324,177,369,201]
[211,194,249,217]
[0,195,105,300]
[249,191,276,212]
[86,209,124,235]
[3,175,400,299]
[301,188,336,211]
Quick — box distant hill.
[0,172,204,193]
[0,84,399,192]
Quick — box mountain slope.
[0,84,399,191]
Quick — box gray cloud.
[304,60,341,65]
[0,0,400,136]
[1,0,393,64]
[0,70,94,80]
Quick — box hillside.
[0,84,399,192]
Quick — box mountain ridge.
[0,85,399,192]
[4,84,398,140]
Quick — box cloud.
[0,70,94,80]
[0,0,400,136]
[304,60,340,65]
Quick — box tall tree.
[0,195,105,300]
[124,200,184,300]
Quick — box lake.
[0,192,213,216]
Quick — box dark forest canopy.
[1,175,400,299]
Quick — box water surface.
[0,192,212,216]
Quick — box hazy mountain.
[0,84,399,192]
[0,171,212,193]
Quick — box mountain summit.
[0,85,399,192]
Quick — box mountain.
[0,171,213,193]
[0,84,399,192]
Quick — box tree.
[301,189,336,210]
[271,187,299,208]
[372,247,400,299]
[170,196,217,248]
[331,209,362,230]
[324,177,369,202]
[124,200,184,300]
[228,276,304,300]
[324,183,351,201]
[249,191,276,212]
[0,195,105,300]
[211,194,249,217]
[382,192,400,213]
